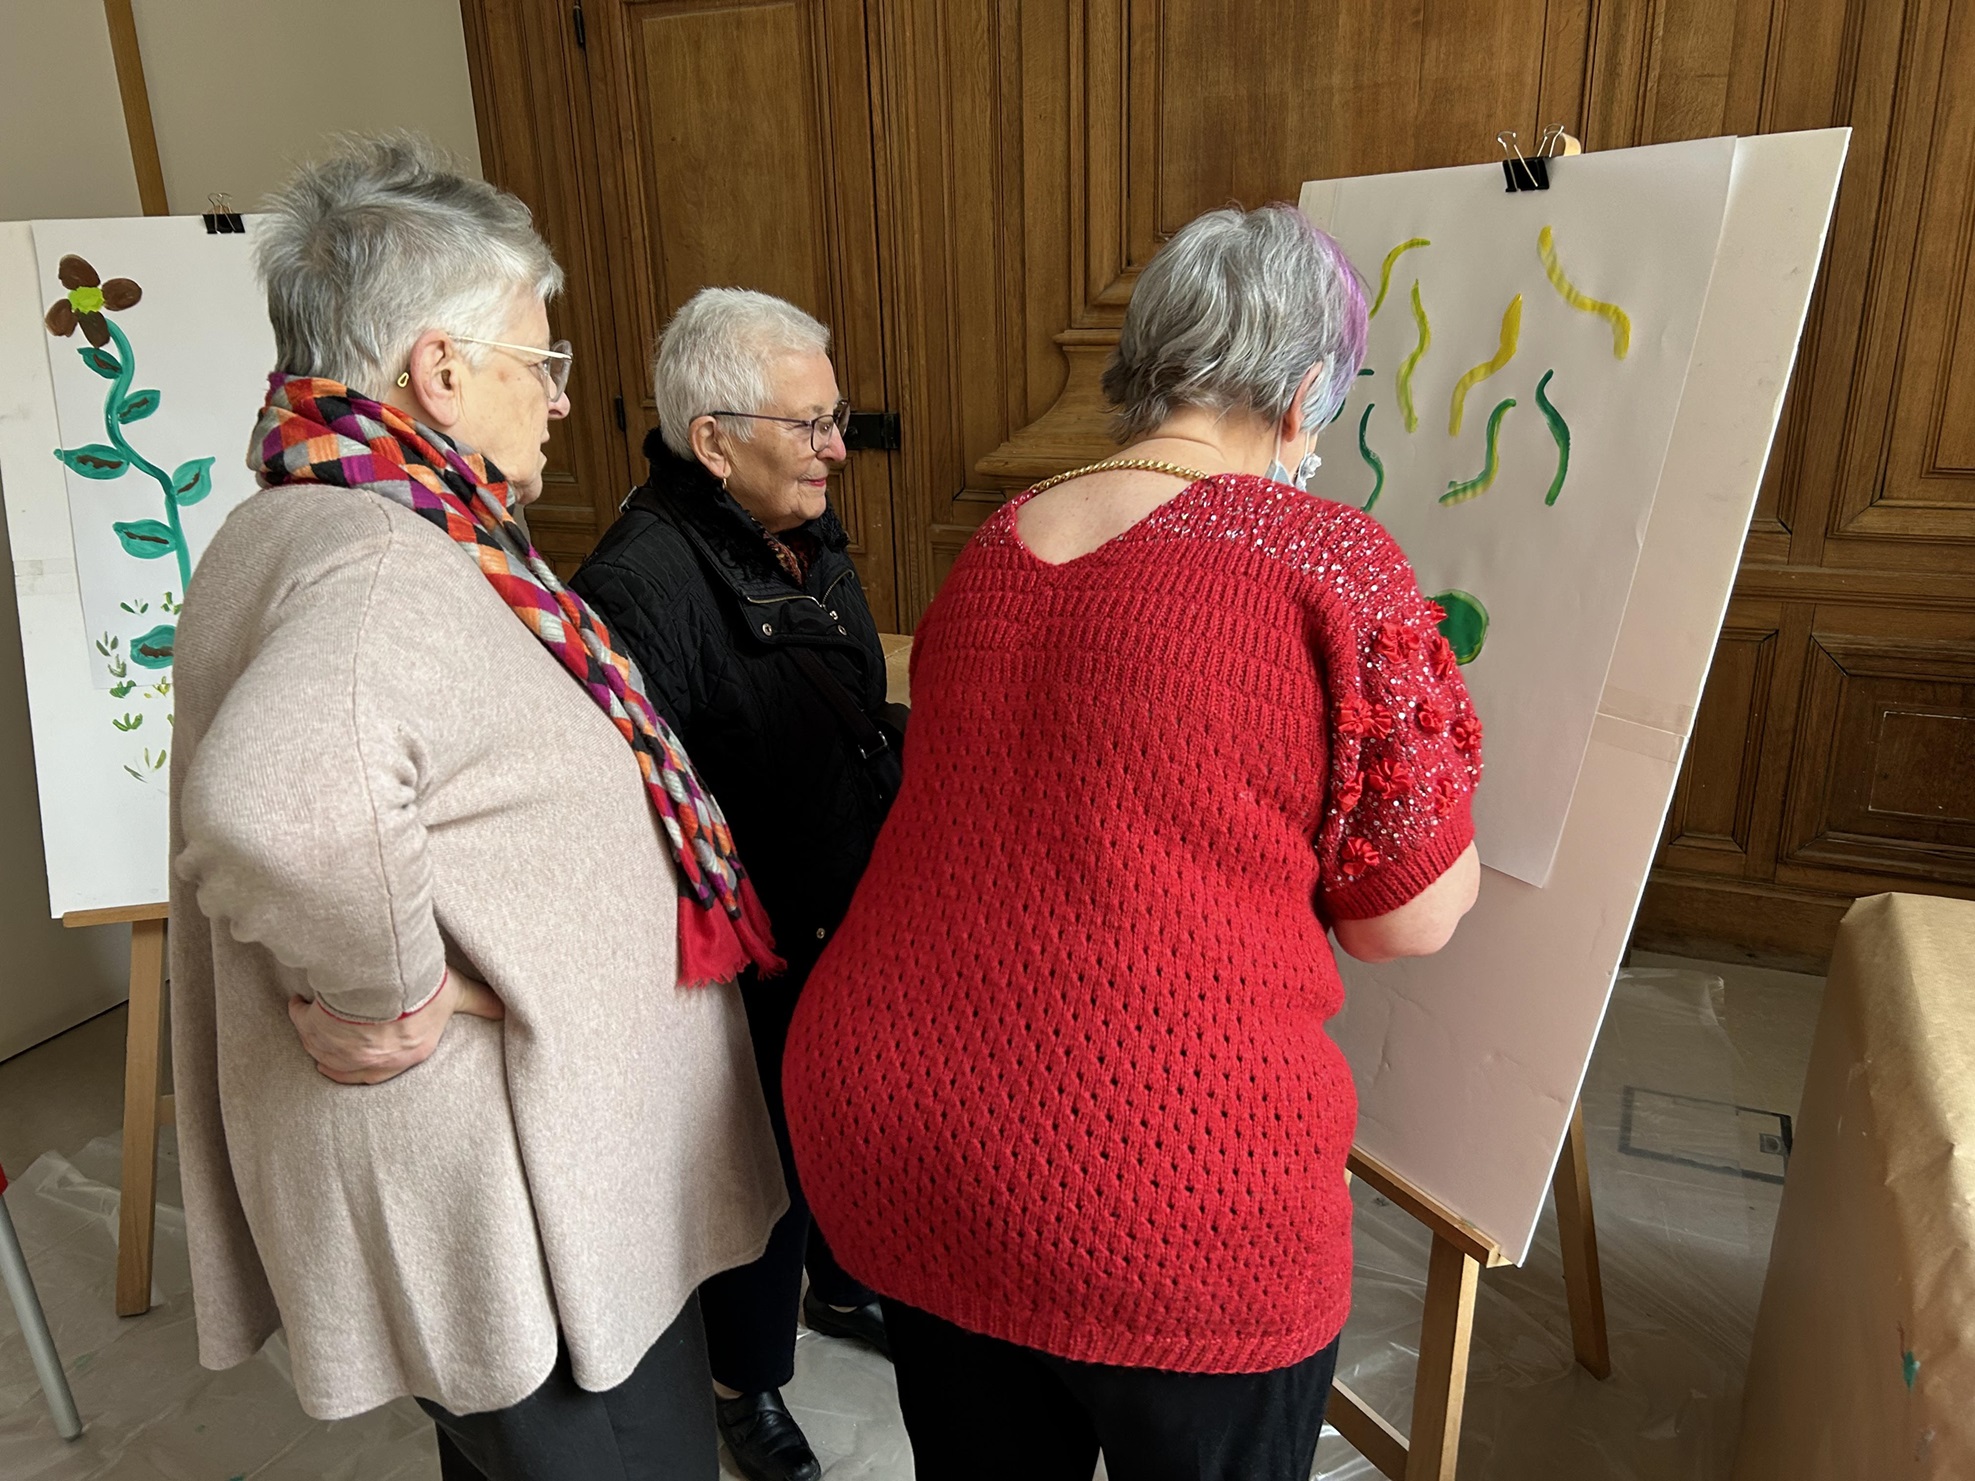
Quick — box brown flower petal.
[78,311,110,348]
[101,278,141,310]
[44,300,77,337]
[58,255,99,290]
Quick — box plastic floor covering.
[0,957,1820,1479]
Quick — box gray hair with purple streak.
[1102,203,1369,442]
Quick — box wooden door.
[867,0,1975,965]
[580,0,899,629]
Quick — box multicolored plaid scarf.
[249,375,782,986]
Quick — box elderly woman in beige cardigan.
[168,137,786,1481]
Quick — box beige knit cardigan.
[168,484,787,1419]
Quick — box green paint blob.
[68,285,105,314]
[1904,1350,1920,1391]
[1357,403,1385,510]
[1435,590,1489,664]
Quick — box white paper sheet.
[1320,131,1848,1262]
[1,216,272,914]
[1300,138,1736,887]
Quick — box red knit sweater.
[784,474,1480,1373]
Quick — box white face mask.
[1266,434,1322,491]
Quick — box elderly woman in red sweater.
[784,203,1481,1481]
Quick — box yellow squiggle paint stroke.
[1397,282,1430,433]
[1448,294,1523,436]
[1368,237,1430,318]
[1539,225,1632,358]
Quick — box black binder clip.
[202,193,245,234]
[1499,132,1549,193]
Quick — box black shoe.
[801,1288,893,1360]
[715,1389,820,1481]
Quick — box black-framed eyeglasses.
[706,398,851,453]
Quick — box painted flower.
[1415,695,1450,734]
[44,255,141,348]
[1340,836,1382,879]
[1374,620,1418,662]
[1365,754,1415,798]
[1333,694,1370,740]
[1432,773,1465,819]
[1332,772,1364,814]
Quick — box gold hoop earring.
[396,371,410,388]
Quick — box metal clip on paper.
[202,193,245,234]
[1500,126,1584,193]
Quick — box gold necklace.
[1025,457,1212,496]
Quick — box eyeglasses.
[454,335,575,399]
[706,398,851,453]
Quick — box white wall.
[129,0,483,211]
[0,0,483,1060]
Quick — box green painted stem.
[103,321,191,593]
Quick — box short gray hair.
[1103,204,1368,441]
[256,135,564,397]
[654,288,831,457]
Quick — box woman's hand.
[287,968,505,1085]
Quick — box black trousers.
[884,1300,1339,1481]
[420,1294,717,1481]
[700,975,873,1393]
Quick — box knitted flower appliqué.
[1363,702,1399,740]
[1414,695,1450,734]
[1365,754,1415,799]
[1432,774,1464,819]
[1374,620,1418,662]
[1340,836,1382,879]
[1333,694,1369,741]
[1450,712,1484,758]
[1332,773,1364,814]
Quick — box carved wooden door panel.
[582,0,898,628]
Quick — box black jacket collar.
[633,427,849,565]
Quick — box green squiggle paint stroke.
[1535,369,1571,505]
[1449,294,1523,436]
[1539,225,1632,358]
[1398,282,1430,434]
[1368,237,1430,318]
[1440,397,1516,505]
[1325,367,1374,425]
[1356,403,1385,510]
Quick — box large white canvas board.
[0,216,272,916]
[1322,130,1848,1263]
[1300,138,1735,887]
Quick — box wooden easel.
[1330,1101,1610,1480]
[61,902,170,1318]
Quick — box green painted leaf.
[54,444,126,479]
[171,456,215,505]
[113,519,177,559]
[129,623,175,669]
[78,346,121,378]
[118,388,161,423]
[1434,589,1490,665]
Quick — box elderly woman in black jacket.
[570,287,898,1481]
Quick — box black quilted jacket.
[569,433,901,983]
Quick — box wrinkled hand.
[287,968,505,1085]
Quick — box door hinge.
[572,4,587,49]
[843,410,901,452]
[613,394,626,432]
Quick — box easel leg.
[1405,1233,1480,1481]
[1551,1100,1612,1378]
[115,919,166,1318]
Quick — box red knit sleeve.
[1309,512,1481,921]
